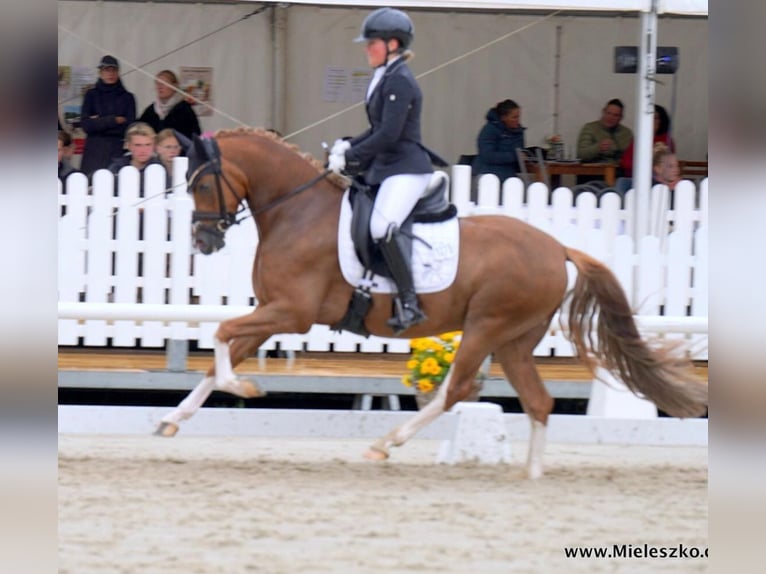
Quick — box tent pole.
[632,3,658,245]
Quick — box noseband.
[188,150,248,233]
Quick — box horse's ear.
[192,134,209,161]
[174,130,193,156]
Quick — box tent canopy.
[244,0,707,17]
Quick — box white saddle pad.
[337,188,460,294]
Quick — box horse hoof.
[239,380,266,399]
[217,378,266,399]
[153,422,179,437]
[527,466,543,480]
[363,447,389,461]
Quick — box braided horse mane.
[212,127,348,190]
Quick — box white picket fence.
[58,161,708,360]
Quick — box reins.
[188,150,333,232]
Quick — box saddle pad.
[337,189,460,294]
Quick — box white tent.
[59,0,707,236]
[245,0,707,16]
[246,0,708,236]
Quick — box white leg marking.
[390,368,453,447]
[527,418,547,479]
[213,337,238,390]
[161,376,215,425]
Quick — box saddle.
[332,172,457,337]
[347,172,456,280]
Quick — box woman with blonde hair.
[652,142,681,190]
[139,70,201,139]
[326,7,447,334]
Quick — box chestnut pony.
[156,128,706,478]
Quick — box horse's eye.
[198,183,212,194]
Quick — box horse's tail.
[564,247,708,418]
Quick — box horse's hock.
[437,402,512,465]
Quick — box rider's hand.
[330,138,351,156]
[327,151,346,174]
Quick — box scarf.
[153,91,184,120]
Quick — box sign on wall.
[322,66,372,103]
[180,66,214,117]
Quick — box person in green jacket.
[576,98,633,163]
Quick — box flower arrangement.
[401,331,463,395]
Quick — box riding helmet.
[354,7,414,50]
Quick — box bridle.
[187,136,332,235]
[187,137,248,233]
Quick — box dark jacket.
[80,79,137,177]
[107,155,163,197]
[345,57,446,185]
[472,108,526,181]
[139,100,201,140]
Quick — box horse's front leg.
[210,305,304,396]
[154,334,266,436]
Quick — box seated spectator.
[576,98,633,164]
[471,99,526,183]
[619,104,675,177]
[58,130,81,185]
[108,122,162,196]
[155,128,181,186]
[652,142,681,189]
[139,70,201,139]
[155,128,192,192]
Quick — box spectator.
[471,99,526,182]
[80,55,136,177]
[108,122,162,196]
[58,130,80,184]
[155,128,191,191]
[576,98,633,163]
[652,142,681,189]
[139,70,201,139]
[619,104,675,177]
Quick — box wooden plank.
[58,350,707,382]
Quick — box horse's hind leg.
[154,334,266,436]
[365,337,489,460]
[494,325,554,479]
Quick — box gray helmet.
[354,7,414,50]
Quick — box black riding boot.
[378,225,427,335]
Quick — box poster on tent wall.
[322,66,372,103]
[180,66,214,117]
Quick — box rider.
[327,7,446,335]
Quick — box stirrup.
[387,297,427,335]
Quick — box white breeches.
[370,173,433,240]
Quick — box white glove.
[327,151,346,174]
[330,138,351,156]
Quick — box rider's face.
[365,38,389,68]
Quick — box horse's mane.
[213,126,348,190]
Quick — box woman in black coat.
[80,55,137,177]
[139,70,201,140]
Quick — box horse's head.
[186,135,248,255]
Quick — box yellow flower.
[402,332,464,391]
[420,357,439,375]
[417,379,435,393]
